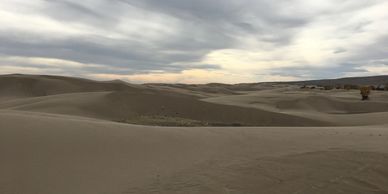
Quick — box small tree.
[360,86,371,101]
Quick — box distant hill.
[147,75,388,92]
[287,75,388,86]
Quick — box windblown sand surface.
[1,74,388,194]
[203,86,388,126]
[0,74,329,126]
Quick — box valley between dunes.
[1,74,388,194]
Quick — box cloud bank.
[0,0,387,83]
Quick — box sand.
[203,86,388,126]
[1,111,388,194]
[1,74,388,194]
[0,75,329,127]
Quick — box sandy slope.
[0,91,327,126]
[1,110,388,194]
[203,86,388,126]
[0,74,142,99]
[2,74,388,194]
[2,74,388,127]
[0,76,328,127]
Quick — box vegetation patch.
[117,115,211,127]
[117,115,245,127]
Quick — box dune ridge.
[0,74,332,126]
[3,74,388,127]
[2,74,388,194]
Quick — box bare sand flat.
[1,74,388,194]
[1,110,388,194]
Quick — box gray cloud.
[333,48,347,54]
[0,0,387,82]
[267,63,371,81]
[123,0,310,43]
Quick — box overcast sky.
[0,0,387,83]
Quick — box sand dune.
[0,74,328,126]
[0,74,142,99]
[1,74,388,194]
[4,74,388,127]
[1,110,388,194]
[0,90,327,127]
[203,87,388,126]
[1,74,388,127]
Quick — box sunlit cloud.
[0,65,42,75]
[0,56,102,68]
